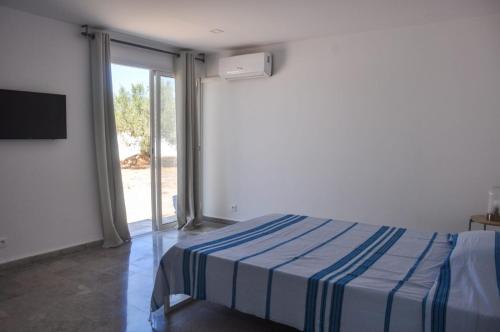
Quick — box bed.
[151,214,500,332]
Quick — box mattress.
[151,214,500,332]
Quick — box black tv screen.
[0,89,67,139]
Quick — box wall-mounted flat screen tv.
[0,89,67,139]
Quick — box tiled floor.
[0,221,296,332]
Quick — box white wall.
[0,7,102,263]
[202,14,500,233]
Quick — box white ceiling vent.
[219,52,272,80]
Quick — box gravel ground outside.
[121,165,177,223]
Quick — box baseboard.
[1,218,236,271]
[203,215,239,225]
[0,239,103,271]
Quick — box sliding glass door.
[151,71,177,231]
[112,64,176,235]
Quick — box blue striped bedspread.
[151,214,500,332]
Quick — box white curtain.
[175,52,203,229]
[90,31,131,247]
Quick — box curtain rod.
[80,25,205,62]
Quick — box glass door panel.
[151,71,177,230]
[159,76,177,225]
[111,64,153,236]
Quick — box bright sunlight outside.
[111,64,177,232]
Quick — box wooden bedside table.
[468,214,500,231]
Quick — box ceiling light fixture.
[210,28,224,34]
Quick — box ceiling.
[1,0,499,51]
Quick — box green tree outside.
[114,80,176,156]
[160,79,176,146]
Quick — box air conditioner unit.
[219,52,272,80]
